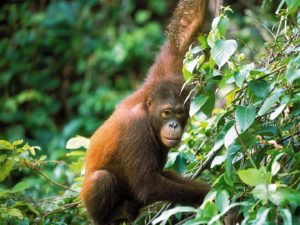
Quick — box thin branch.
[279,130,300,144]
[215,0,224,17]
[36,201,81,224]
[24,160,78,193]
[192,147,221,179]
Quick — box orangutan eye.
[161,110,172,119]
[176,109,185,117]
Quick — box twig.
[215,0,223,17]
[279,130,300,144]
[24,160,78,193]
[192,147,221,179]
[36,201,81,224]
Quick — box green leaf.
[286,55,300,83]
[258,91,282,116]
[201,91,215,117]
[215,190,230,213]
[208,202,248,225]
[8,208,23,220]
[212,39,237,69]
[174,152,187,173]
[271,153,284,176]
[270,104,287,120]
[12,139,23,146]
[152,206,196,224]
[10,181,31,193]
[185,57,199,74]
[234,63,255,88]
[252,184,277,204]
[66,151,85,157]
[210,155,226,169]
[207,28,221,48]
[235,105,256,133]
[280,209,292,225]
[224,125,238,149]
[233,71,244,88]
[197,34,209,51]
[237,168,267,186]
[218,16,230,36]
[189,95,209,117]
[0,140,14,150]
[248,80,270,98]
[182,65,192,81]
[286,0,300,13]
[252,207,270,225]
[224,156,234,186]
[270,188,300,206]
[0,159,14,182]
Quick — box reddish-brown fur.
[81,1,209,224]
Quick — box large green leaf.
[258,91,282,116]
[286,0,300,13]
[237,168,267,186]
[235,105,256,133]
[252,184,277,204]
[216,190,230,213]
[212,39,237,69]
[189,95,209,117]
[286,55,300,83]
[248,80,270,98]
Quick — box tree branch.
[215,0,224,17]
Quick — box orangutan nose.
[169,121,178,129]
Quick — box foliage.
[0,0,166,151]
[0,139,86,225]
[146,1,300,225]
[0,0,299,225]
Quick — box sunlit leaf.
[210,155,226,168]
[258,91,282,116]
[0,140,14,150]
[189,95,209,117]
[66,135,90,149]
[212,39,237,69]
[8,208,23,220]
[224,125,238,149]
[237,168,267,186]
[280,209,292,225]
[0,160,14,182]
[270,104,287,120]
[252,207,270,225]
[152,206,196,224]
[252,184,277,204]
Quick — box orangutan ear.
[146,98,152,109]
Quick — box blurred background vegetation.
[0,0,299,224]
